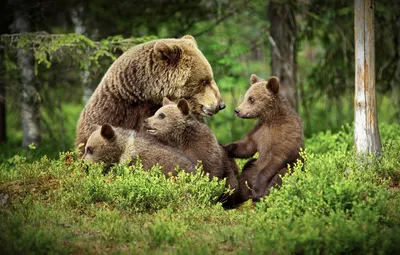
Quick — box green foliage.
[305,124,353,154]
[0,32,157,73]
[57,163,226,213]
[0,151,227,213]
[0,198,74,255]
[0,123,399,254]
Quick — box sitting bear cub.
[225,74,304,204]
[82,123,196,176]
[143,97,239,206]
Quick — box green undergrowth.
[0,122,399,254]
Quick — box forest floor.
[1,123,400,254]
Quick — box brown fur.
[224,74,304,204]
[82,123,196,176]
[143,98,239,202]
[76,35,224,153]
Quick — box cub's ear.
[177,99,190,115]
[100,123,115,141]
[266,76,280,94]
[250,74,263,85]
[154,41,182,63]
[181,35,198,47]
[162,97,175,106]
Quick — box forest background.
[1,1,400,254]
[0,0,399,158]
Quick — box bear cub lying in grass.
[143,97,239,206]
[224,74,304,205]
[82,123,196,176]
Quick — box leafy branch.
[0,32,157,73]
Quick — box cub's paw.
[251,182,270,202]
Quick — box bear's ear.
[250,74,263,85]
[266,76,280,94]
[100,123,115,141]
[154,42,182,63]
[177,99,190,116]
[181,35,198,47]
[162,97,175,106]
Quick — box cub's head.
[82,123,124,166]
[143,97,191,142]
[154,35,225,117]
[235,74,280,119]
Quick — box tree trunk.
[71,6,95,105]
[354,0,381,155]
[268,0,297,110]
[12,1,41,147]
[0,53,6,144]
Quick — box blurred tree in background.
[0,0,399,158]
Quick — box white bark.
[71,6,94,105]
[354,0,382,155]
[12,3,41,147]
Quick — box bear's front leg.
[223,139,257,159]
[251,176,270,202]
[251,166,288,201]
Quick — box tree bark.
[268,0,297,110]
[354,0,382,155]
[0,53,6,144]
[71,6,95,105]
[12,1,41,147]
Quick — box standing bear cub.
[225,74,304,204]
[76,35,225,153]
[143,97,239,203]
[82,123,196,176]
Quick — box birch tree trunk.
[11,0,41,147]
[354,0,382,155]
[0,53,6,144]
[71,6,94,105]
[268,0,298,110]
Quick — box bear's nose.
[219,102,226,110]
[234,109,240,114]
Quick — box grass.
[0,122,399,254]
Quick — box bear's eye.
[86,146,94,154]
[248,97,255,103]
[158,113,166,119]
[202,80,210,87]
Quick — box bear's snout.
[219,102,226,110]
[143,118,151,130]
[234,109,240,114]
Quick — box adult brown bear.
[76,35,224,153]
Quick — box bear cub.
[225,74,304,205]
[143,97,239,204]
[82,123,196,176]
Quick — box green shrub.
[251,137,400,254]
[55,161,226,213]
[0,122,399,254]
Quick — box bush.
[0,122,399,254]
